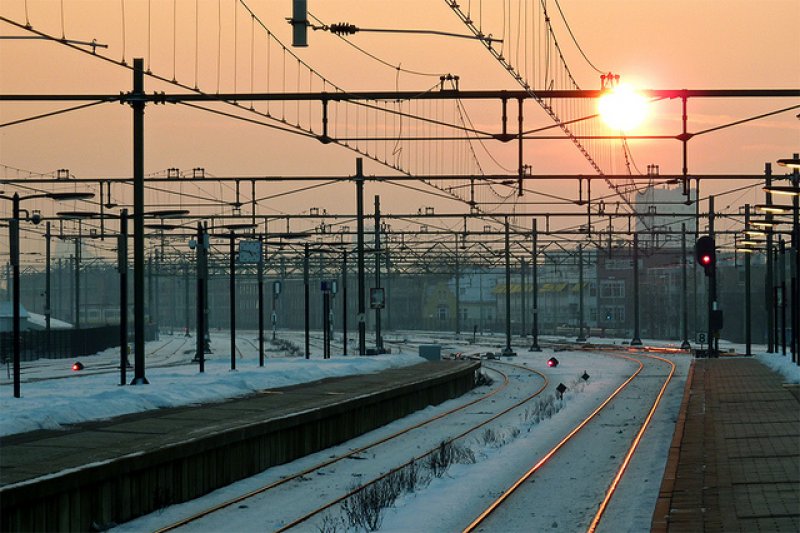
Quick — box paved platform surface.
[0,361,475,488]
[653,357,800,532]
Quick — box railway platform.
[652,357,800,532]
[0,360,479,531]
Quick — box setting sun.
[598,84,649,132]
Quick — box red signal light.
[72,361,84,371]
[695,236,716,276]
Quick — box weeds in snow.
[334,441,474,531]
[474,371,494,387]
[324,372,589,531]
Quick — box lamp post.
[3,191,94,398]
[763,155,799,363]
[775,154,800,364]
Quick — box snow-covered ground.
[0,331,427,436]
[1,329,798,532]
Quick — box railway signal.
[695,235,716,276]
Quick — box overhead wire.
[552,0,604,74]
[0,101,111,129]
[692,104,800,137]
[307,12,445,78]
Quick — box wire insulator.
[329,23,358,35]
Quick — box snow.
[0,331,426,436]
[1,329,798,532]
[755,351,800,383]
[26,311,73,329]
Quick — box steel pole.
[745,204,752,356]
[792,157,799,364]
[455,235,460,335]
[184,262,190,336]
[11,194,21,397]
[342,250,348,355]
[154,250,160,331]
[520,259,526,338]
[131,58,148,385]
[374,195,383,351]
[631,233,642,345]
[708,195,717,356]
[356,159,366,355]
[194,223,206,372]
[780,238,787,355]
[119,210,129,385]
[385,251,391,332]
[258,234,264,367]
[681,223,690,349]
[230,232,236,370]
[530,219,541,351]
[45,221,51,334]
[578,243,588,343]
[74,235,80,330]
[304,242,310,358]
[502,217,515,355]
[271,281,277,342]
[765,164,775,352]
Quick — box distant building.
[635,183,697,248]
[0,301,31,333]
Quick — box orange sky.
[1,0,799,257]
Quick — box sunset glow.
[598,84,649,132]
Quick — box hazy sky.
[1,0,799,258]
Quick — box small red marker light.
[547,357,559,368]
[701,254,711,265]
[72,361,84,371]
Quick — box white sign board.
[238,240,262,264]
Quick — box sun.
[598,84,649,132]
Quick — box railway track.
[151,359,548,532]
[201,341,678,532]
[9,335,194,384]
[463,348,676,533]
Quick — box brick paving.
[653,358,800,532]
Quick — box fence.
[0,325,158,362]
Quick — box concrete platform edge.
[0,361,479,531]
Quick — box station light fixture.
[762,185,800,197]
[749,219,782,229]
[145,209,191,218]
[547,357,559,368]
[777,156,800,170]
[756,204,792,215]
[56,211,99,219]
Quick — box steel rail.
[12,336,189,384]
[274,359,549,532]
[154,362,513,532]
[586,350,676,532]
[462,349,646,532]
